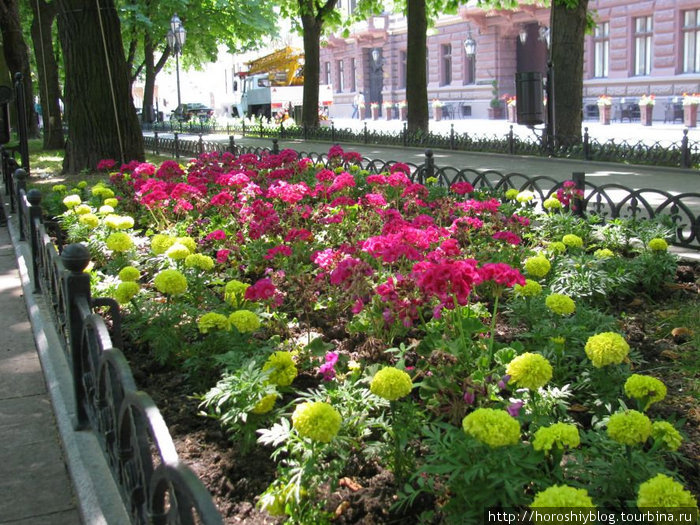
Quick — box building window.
[634,16,652,76]
[337,60,344,92]
[324,62,331,85]
[593,21,609,77]
[463,50,475,85]
[350,58,357,91]
[399,50,407,88]
[683,9,700,73]
[441,44,452,85]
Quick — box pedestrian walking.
[352,92,365,119]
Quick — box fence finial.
[61,243,91,273]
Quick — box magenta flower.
[318,352,339,381]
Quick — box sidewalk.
[0,225,80,524]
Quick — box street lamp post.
[166,14,186,110]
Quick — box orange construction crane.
[245,46,304,86]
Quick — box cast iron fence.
[142,136,700,251]
[4,167,223,525]
[143,118,700,169]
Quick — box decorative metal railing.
[6,168,223,525]
[142,138,700,250]
[143,119,700,169]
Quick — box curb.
[2,196,130,525]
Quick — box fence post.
[61,243,92,430]
[154,131,159,156]
[583,127,590,161]
[280,122,285,139]
[422,149,434,186]
[259,120,264,138]
[681,128,691,168]
[26,189,42,292]
[242,121,246,137]
[403,122,407,147]
[174,132,180,159]
[450,124,455,150]
[272,138,279,154]
[303,124,308,141]
[508,125,514,155]
[331,121,336,143]
[229,135,236,154]
[572,171,586,218]
[199,133,204,155]
[14,168,27,240]
[363,121,368,144]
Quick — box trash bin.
[515,72,545,127]
[293,105,303,123]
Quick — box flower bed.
[53,145,699,523]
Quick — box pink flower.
[318,351,339,381]
[245,278,277,301]
[97,159,116,171]
[285,228,313,243]
[492,231,522,245]
[450,181,474,195]
[412,258,481,309]
[477,262,526,288]
[216,249,231,264]
[264,245,293,260]
[364,193,387,207]
[206,230,227,241]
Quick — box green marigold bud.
[74,204,92,215]
[118,266,140,282]
[462,408,520,447]
[584,332,630,368]
[292,401,342,443]
[91,184,115,199]
[263,351,297,387]
[514,279,542,298]
[103,197,119,208]
[78,213,99,228]
[637,474,698,514]
[506,352,553,391]
[594,248,615,259]
[545,293,576,316]
[62,194,82,209]
[185,253,215,271]
[153,269,188,295]
[543,196,563,210]
[113,281,139,304]
[532,423,580,454]
[505,188,519,200]
[648,238,669,252]
[651,421,682,451]
[531,485,595,511]
[607,410,652,446]
[77,181,88,189]
[176,236,197,253]
[229,310,261,333]
[524,255,551,278]
[370,367,413,401]
[197,312,230,333]
[165,242,191,260]
[548,241,567,254]
[224,280,250,307]
[251,393,278,415]
[151,234,176,255]
[105,232,133,252]
[52,184,67,193]
[562,234,584,248]
[624,374,667,411]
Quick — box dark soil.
[123,262,700,523]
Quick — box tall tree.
[0,0,40,138]
[405,0,429,132]
[57,0,144,173]
[28,0,64,149]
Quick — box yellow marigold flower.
[185,253,215,271]
[114,281,139,304]
[103,197,119,208]
[78,213,99,228]
[531,485,595,510]
[562,234,584,248]
[462,408,520,447]
[165,242,191,260]
[524,255,551,278]
[153,269,188,295]
[651,421,683,451]
[292,401,342,443]
[118,266,140,282]
[104,214,122,229]
[98,205,115,214]
[532,423,580,454]
[624,374,667,411]
[584,332,630,368]
[543,196,563,210]
[506,352,553,391]
[648,238,669,251]
[505,188,519,200]
[91,185,115,199]
[151,234,176,255]
[74,204,92,215]
[514,279,543,298]
[197,312,230,333]
[516,190,535,203]
[251,393,278,415]
[370,367,413,401]
[637,474,698,514]
[607,410,652,446]
[548,241,566,254]
[176,236,197,253]
[224,280,250,307]
[62,194,82,209]
[545,293,576,316]
[263,351,298,387]
[52,184,67,193]
[77,181,88,189]
[105,232,133,252]
[594,248,615,259]
[229,310,261,333]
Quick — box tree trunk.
[0,0,40,138]
[57,0,144,173]
[29,0,64,149]
[301,9,322,128]
[406,0,428,133]
[551,0,588,144]
[142,33,156,123]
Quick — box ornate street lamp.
[463,35,476,57]
[519,25,528,44]
[166,13,187,109]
